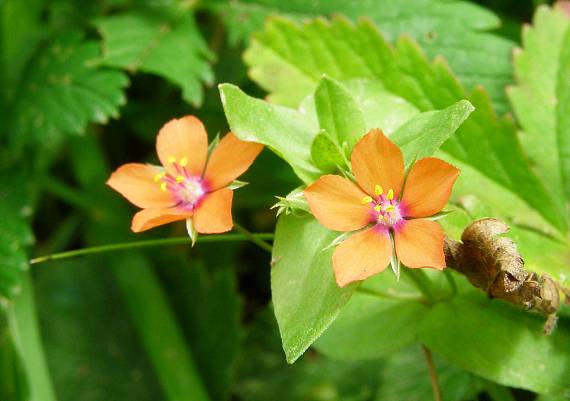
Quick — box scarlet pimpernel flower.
[304,129,460,287]
[107,116,263,237]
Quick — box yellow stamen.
[168,156,176,164]
[179,157,188,167]
[377,215,384,222]
[374,184,383,196]
[385,205,395,212]
[153,172,165,182]
[361,196,373,204]
[387,189,394,200]
[176,175,185,183]
[374,204,382,212]
[160,182,168,192]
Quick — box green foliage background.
[1,0,569,401]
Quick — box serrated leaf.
[271,213,357,363]
[97,11,213,106]
[391,99,474,166]
[7,32,128,152]
[310,129,345,173]
[243,16,566,232]
[211,0,514,113]
[314,76,365,149]
[507,6,570,212]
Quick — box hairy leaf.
[97,11,213,106]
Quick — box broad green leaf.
[417,287,570,396]
[7,32,128,152]
[310,130,345,173]
[219,83,320,183]
[0,316,28,401]
[314,274,428,360]
[271,213,357,363]
[559,29,570,203]
[243,17,566,232]
[97,11,213,106]
[507,6,570,210]
[210,0,514,113]
[391,99,474,166]
[314,76,365,149]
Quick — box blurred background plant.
[1,0,569,400]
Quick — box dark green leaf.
[310,129,345,173]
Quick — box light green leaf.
[314,274,428,360]
[507,6,570,210]
[271,213,357,363]
[310,129,345,173]
[314,76,366,149]
[96,11,213,106]
[211,0,514,113]
[219,83,320,183]
[6,32,128,152]
[244,17,566,232]
[391,99,474,166]
[558,28,570,204]
[417,289,570,396]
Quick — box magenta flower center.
[361,185,403,228]
[155,157,207,211]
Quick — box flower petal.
[193,188,233,233]
[400,157,460,218]
[332,227,392,287]
[394,219,445,269]
[131,207,190,233]
[305,175,372,232]
[351,129,405,197]
[156,116,208,176]
[107,163,175,208]
[203,132,264,190]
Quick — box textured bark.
[443,218,568,334]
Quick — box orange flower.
[107,116,263,235]
[305,129,459,287]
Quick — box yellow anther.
[385,205,395,212]
[374,184,383,196]
[160,182,168,192]
[176,175,185,183]
[377,214,384,222]
[374,204,382,212]
[153,172,165,182]
[361,196,373,204]
[387,189,394,200]
[179,157,188,167]
[168,156,176,164]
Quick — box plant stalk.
[421,345,442,401]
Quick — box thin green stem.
[30,233,274,265]
[233,222,273,253]
[421,345,442,401]
[402,269,436,303]
[356,286,425,302]
[444,269,457,297]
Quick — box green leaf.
[0,317,28,401]
[314,76,366,149]
[219,83,320,183]
[507,6,570,211]
[271,213,357,363]
[212,0,514,113]
[314,274,428,360]
[391,99,474,166]
[97,11,214,106]
[310,129,345,173]
[417,289,570,396]
[243,17,566,232]
[7,32,128,152]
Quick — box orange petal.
[156,116,208,176]
[400,157,460,218]
[203,132,264,191]
[394,219,445,269]
[305,175,372,232]
[107,163,175,208]
[193,188,233,234]
[332,227,392,287]
[131,207,191,233]
[351,129,405,197]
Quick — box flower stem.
[444,269,457,297]
[356,286,425,302]
[402,269,436,302]
[421,345,442,401]
[30,233,274,265]
[233,222,274,253]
